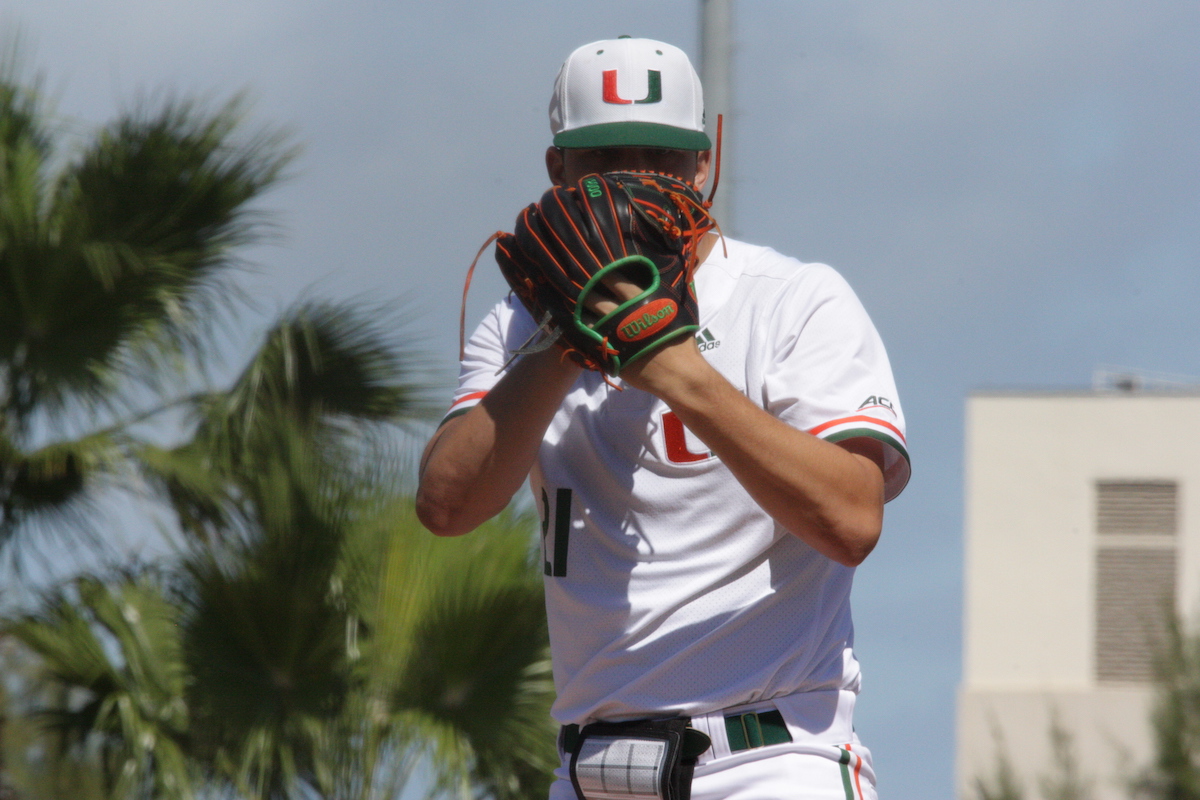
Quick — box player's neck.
[697,231,722,266]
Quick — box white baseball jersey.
[446,237,909,727]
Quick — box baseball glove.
[494,171,716,376]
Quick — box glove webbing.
[616,171,724,275]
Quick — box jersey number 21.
[541,487,571,577]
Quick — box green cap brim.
[554,121,712,151]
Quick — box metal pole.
[700,0,733,234]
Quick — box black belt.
[561,709,791,756]
[560,723,583,754]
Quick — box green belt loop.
[724,709,791,752]
[744,712,763,748]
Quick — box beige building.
[957,383,1200,800]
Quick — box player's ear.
[692,149,712,192]
[546,146,566,187]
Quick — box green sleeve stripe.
[839,748,856,799]
[823,427,910,467]
[438,406,473,428]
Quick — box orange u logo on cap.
[602,70,662,105]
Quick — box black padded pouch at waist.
[566,717,711,800]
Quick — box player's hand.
[583,272,713,398]
[496,173,713,377]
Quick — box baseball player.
[417,36,909,800]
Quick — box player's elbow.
[823,449,886,566]
[843,508,885,566]
[415,483,509,537]
[827,526,880,567]
[813,504,883,567]
[415,488,473,537]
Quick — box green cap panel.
[555,121,712,151]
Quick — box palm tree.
[0,633,108,798]
[0,52,290,796]
[3,572,193,798]
[351,502,557,800]
[0,57,559,799]
[0,56,291,567]
[5,460,555,800]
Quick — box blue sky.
[5,2,1199,797]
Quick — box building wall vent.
[1097,481,1177,535]
[1094,481,1177,683]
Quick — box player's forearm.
[679,378,883,565]
[416,348,580,536]
[633,343,885,566]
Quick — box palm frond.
[0,637,108,798]
[0,85,49,240]
[364,502,557,800]
[210,300,435,439]
[2,573,195,799]
[0,52,51,162]
[0,92,294,419]
[0,430,122,511]
[134,440,237,543]
[175,438,358,795]
[140,300,436,543]
[0,428,123,566]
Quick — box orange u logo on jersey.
[602,70,663,105]
[662,411,711,463]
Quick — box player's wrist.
[620,337,715,400]
[516,345,583,387]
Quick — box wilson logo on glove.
[617,299,677,342]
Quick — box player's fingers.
[584,272,645,318]
[602,273,643,302]
[585,293,619,318]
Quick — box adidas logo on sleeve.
[696,327,720,352]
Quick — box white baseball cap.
[549,36,712,151]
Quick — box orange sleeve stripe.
[847,743,866,800]
[448,391,487,409]
[808,415,905,444]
